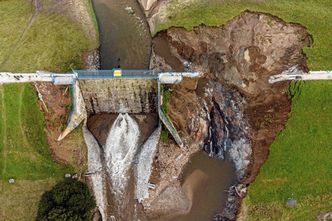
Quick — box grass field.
[156,0,332,220]
[0,0,95,220]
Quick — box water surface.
[161,151,236,221]
[92,0,151,69]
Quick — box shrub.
[36,178,96,221]
[161,85,171,114]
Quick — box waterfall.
[83,124,108,221]
[136,125,161,202]
[104,113,140,196]
[84,113,161,220]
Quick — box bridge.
[0,69,201,147]
[269,66,332,83]
[0,69,199,84]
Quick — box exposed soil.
[146,10,311,220]
[34,82,87,171]
[31,0,98,171]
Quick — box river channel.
[92,0,151,69]
[90,0,236,220]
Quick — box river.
[90,0,236,220]
[92,0,151,69]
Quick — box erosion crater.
[144,11,311,220]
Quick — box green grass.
[156,0,332,70]
[0,179,59,221]
[0,84,70,180]
[244,81,332,220]
[0,0,96,219]
[161,85,171,114]
[156,1,332,220]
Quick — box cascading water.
[83,124,108,221]
[104,113,140,196]
[135,126,161,202]
[84,112,160,220]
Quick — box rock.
[287,198,297,207]
[65,173,72,178]
[138,0,158,11]
[71,173,78,179]
[125,6,134,15]
[8,178,15,184]
[83,49,100,70]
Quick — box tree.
[36,178,96,221]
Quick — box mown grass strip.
[0,0,95,219]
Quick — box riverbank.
[0,0,98,219]
[144,0,332,220]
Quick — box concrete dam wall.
[79,79,158,114]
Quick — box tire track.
[18,85,30,148]
[0,0,42,68]
[0,85,8,186]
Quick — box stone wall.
[79,79,158,114]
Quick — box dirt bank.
[138,0,196,33]
[34,82,87,171]
[33,0,98,170]
[145,11,311,220]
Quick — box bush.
[160,128,170,142]
[161,85,171,114]
[36,178,96,221]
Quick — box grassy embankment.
[156,0,332,220]
[0,0,97,219]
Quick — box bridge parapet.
[269,65,332,83]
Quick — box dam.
[0,69,200,148]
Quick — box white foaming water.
[136,126,161,202]
[104,113,140,195]
[83,124,108,221]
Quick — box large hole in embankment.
[88,0,312,218]
[148,10,311,220]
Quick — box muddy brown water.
[92,0,151,69]
[156,151,236,221]
[153,36,185,72]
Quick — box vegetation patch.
[36,178,95,221]
[0,0,95,219]
[0,84,69,181]
[156,0,332,220]
[160,85,172,142]
[161,85,172,114]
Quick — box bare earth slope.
[147,11,311,219]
